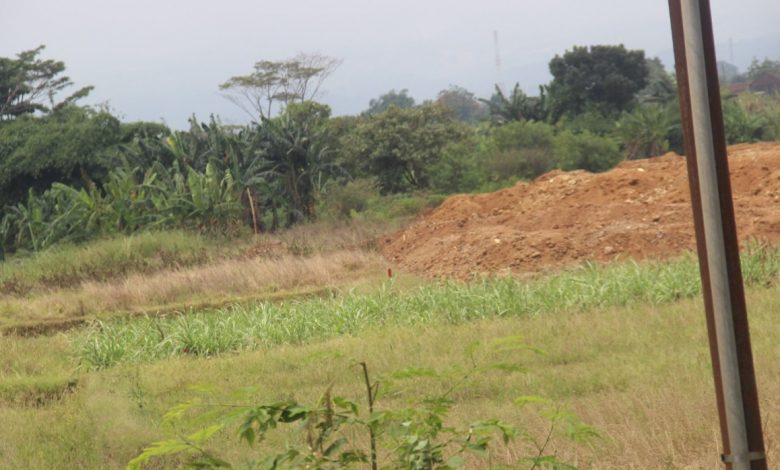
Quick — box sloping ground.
[381,142,780,279]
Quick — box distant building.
[726,72,780,95]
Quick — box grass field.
[0,229,778,469]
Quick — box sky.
[3,0,779,129]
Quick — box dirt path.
[381,142,780,279]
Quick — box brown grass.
[0,249,387,327]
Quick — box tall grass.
[76,245,780,369]
[0,230,218,294]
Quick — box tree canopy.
[435,85,486,123]
[364,89,416,115]
[546,45,648,121]
[219,53,341,120]
[0,45,93,121]
[348,104,467,194]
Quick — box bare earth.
[381,142,780,279]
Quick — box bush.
[482,121,557,180]
[429,141,486,194]
[321,178,379,219]
[615,104,675,159]
[556,110,618,136]
[554,130,622,172]
[489,120,555,151]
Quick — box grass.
[0,249,386,328]
[0,221,399,329]
[1,281,778,468]
[1,227,779,468]
[75,245,780,369]
[0,230,222,294]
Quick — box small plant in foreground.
[127,338,596,469]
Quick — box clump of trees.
[2,44,779,255]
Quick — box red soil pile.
[381,142,780,279]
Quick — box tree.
[546,45,648,121]
[0,106,121,207]
[349,104,467,193]
[220,53,341,120]
[0,45,93,121]
[481,83,546,123]
[746,57,780,81]
[364,89,415,115]
[637,57,676,105]
[435,85,487,123]
[616,104,676,159]
[257,102,341,225]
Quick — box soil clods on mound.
[381,142,780,279]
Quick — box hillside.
[382,142,780,278]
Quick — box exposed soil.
[381,142,780,279]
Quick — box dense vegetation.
[2,45,779,256]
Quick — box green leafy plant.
[128,339,596,469]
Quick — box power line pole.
[667,1,767,469]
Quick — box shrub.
[321,178,380,219]
[482,121,557,180]
[554,130,622,172]
[615,104,675,159]
[429,141,486,194]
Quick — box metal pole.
[680,1,748,466]
[667,1,767,469]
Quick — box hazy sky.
[3,0,779,128]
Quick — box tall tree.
[0,45,93,121]
[364,89,416,115]
[348,104,466,193]
[257,102,340,225]
[219,53,341,120]
[435,85,486,123]
[546,45,648,121]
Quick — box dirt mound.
[381,142,780,279]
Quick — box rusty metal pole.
[667,1,767,469]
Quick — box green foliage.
[483,121,557,180]
[321,178,380,219]
[0,106,121,207]
[482,84,547,124]
[746,57,780,81]
[637,57,677,105]
[364,89,416,115]
[554,130,621,173]
[615,104,677,159]
[258,102,341,225]
[546,45,648,121]
[76,244,780,370]
[0,45,93,121]
[219,53,341,119]
[348,105,468,194]
[435,85,487,123]
[722,95,774,144]
[429,140,486,194]
[128,345,592,469]
[0,230,213,294]
[0,162,241,253]
[555,110,617,136]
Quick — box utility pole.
[667,1,766,469]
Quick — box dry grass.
[0,249,387,326]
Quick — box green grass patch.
[0,230,227,293]
[0,376,77,406]
[76,245,780,369]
